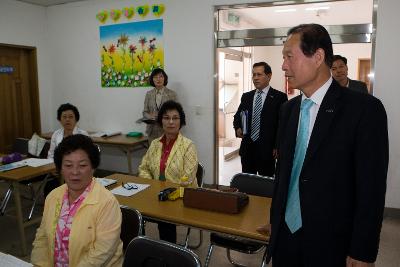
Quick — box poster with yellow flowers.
[100,19,164,87]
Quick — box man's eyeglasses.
[162,116,180,122]
[122,182,138,190]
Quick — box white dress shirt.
[300,77,332,145]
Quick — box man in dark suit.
[331,54,369,94]
[266,24,388,267]
[233,62,287,177]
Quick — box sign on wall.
[0,66,14,74]
[100,19,164,87]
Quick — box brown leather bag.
[183,188,249,214]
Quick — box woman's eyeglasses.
[162,116,180,122]
[122,182,138,190]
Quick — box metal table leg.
[12,181,27,255]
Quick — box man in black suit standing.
[331,54,369,94]
[233,62,287,177]
[266,24,388,267]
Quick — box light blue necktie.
[251,91,263,141]
[285,98,314,233]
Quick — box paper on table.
[96,177,117,187]
[25,158,53,167]
[0,160,27,172]
[111,183,150,197]
[0,251,33,267]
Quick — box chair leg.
[28,175,50,220]
[260,247,268,267]
[188,230,203,249]
[1,187,13,215]
[226,248,246,267]
[184,227,191,248]
[183,227,203,249]
[204,244,214,267]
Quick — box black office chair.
[204,173,274,267]
[0,138,52,220]
[183,162,204,249]
[123,236,202,267]
[120,205,143,252]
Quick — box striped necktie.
[285,98,314,233]
[250,91,263,141]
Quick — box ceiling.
[219,0,373,30]
[16,0,83,6]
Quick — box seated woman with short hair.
[138,100,198,243]
[31,134,123,267]
[48,103,88,159]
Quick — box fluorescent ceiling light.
[272,1,296,5]
[274,8,296,13]
[305,6,330,11]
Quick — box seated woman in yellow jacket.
[139,100,198,243]
[31,134,123,267]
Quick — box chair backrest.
[230,173,274,197]
[123,236,201,267]
[12,138,29,155]
[196,162,205,187]
[120,206,143,252]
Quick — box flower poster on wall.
[100,19,164,87]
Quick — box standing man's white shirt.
[300,76,332,145]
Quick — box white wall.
[43,0,268,176]
[1,0,398,208]
[0,0,53,131]
[374,0,400,209]
[333,43,371,81]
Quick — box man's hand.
[256,224,271,235]
[236,128,243,138]
[346,256,375,267]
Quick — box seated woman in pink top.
[31,134,123,267]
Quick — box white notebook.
[0,252,33,267]
[111,183,150,197]
[96,178,117,187]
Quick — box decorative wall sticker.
[136,5,149,18]
[110,9,122,22]
[100,19,164,87]
[96,10,108,23]
[123,7,134,19]
[151,4,165,17]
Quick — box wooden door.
[0,45,41,153]
[358,58,371,93]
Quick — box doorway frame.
[213,0,378,185]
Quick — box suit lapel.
[262,87,275,114]
[303,82,342,167]
[161,87,170,104]
[246,90,256,125]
